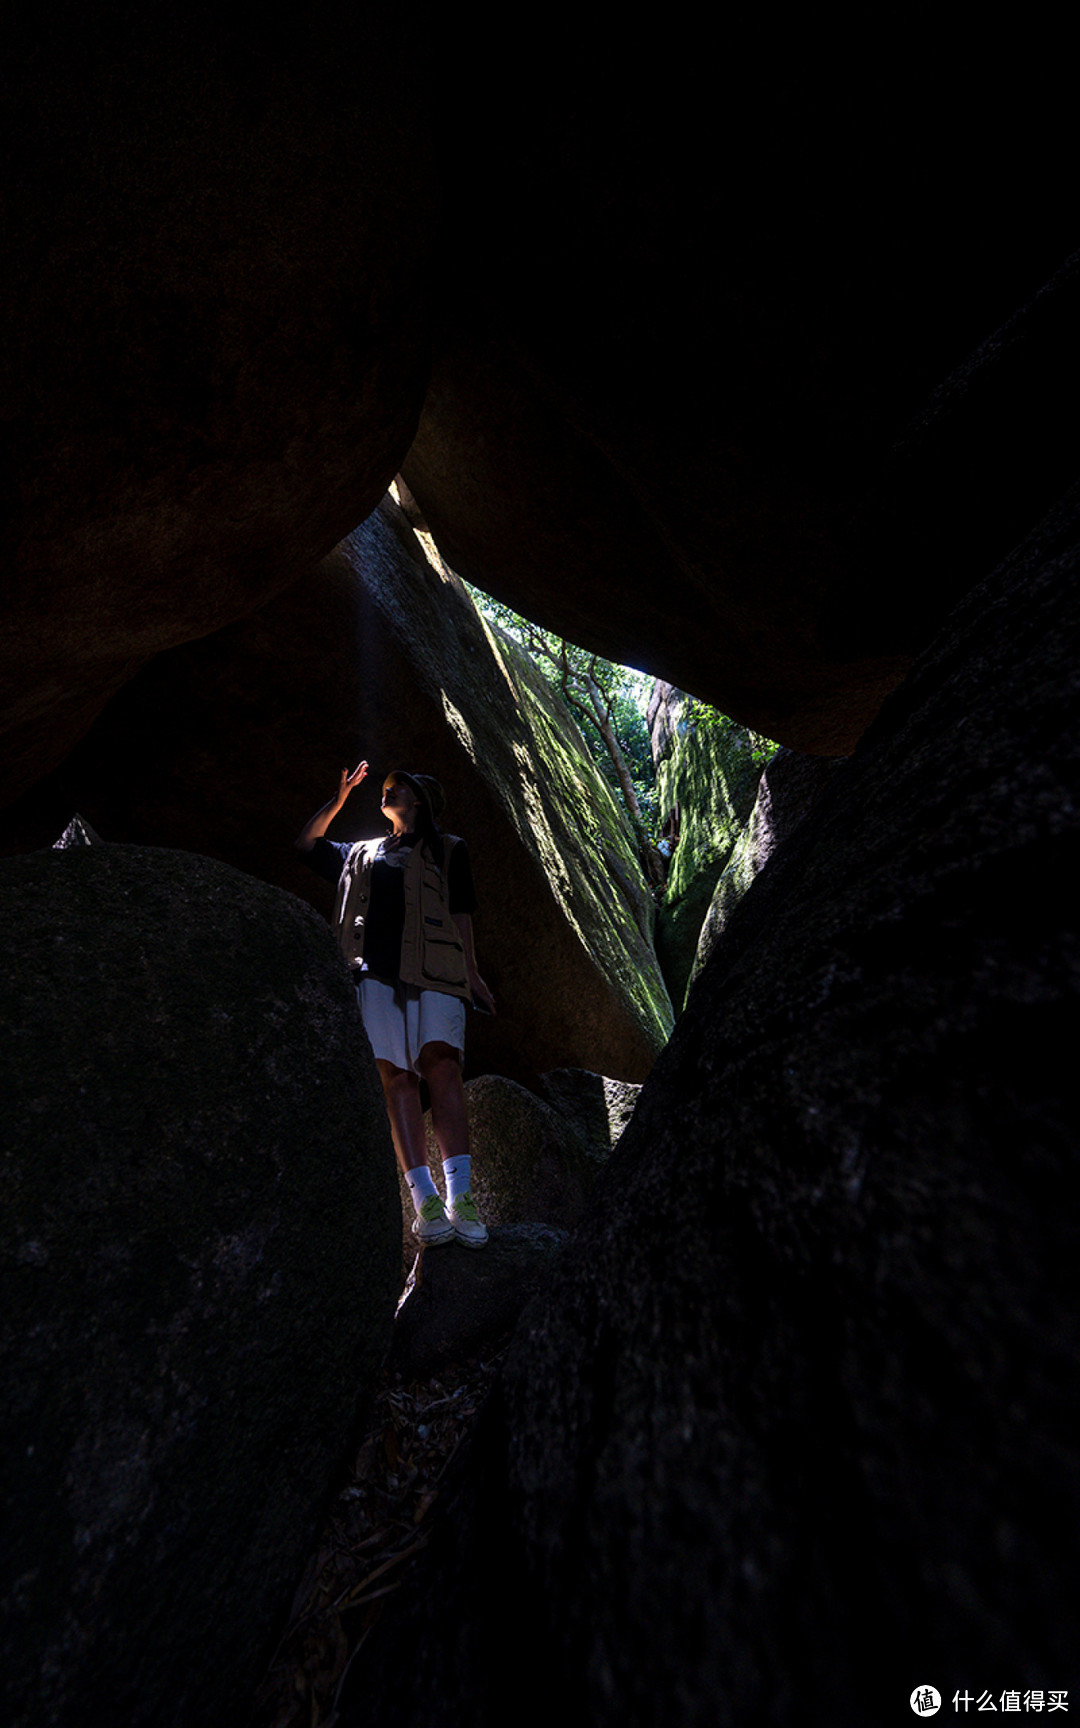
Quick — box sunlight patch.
[440,691,477,761]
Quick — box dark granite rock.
[389,1224,569,1384]
[1,6,434,808]
[0,846,400,1728]
[337,491,1080,1726]
[690,747,847,988]
[536,1068,641,1160]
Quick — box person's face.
[381,778,419,820]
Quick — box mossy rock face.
[650,684,764,1010]
[690,748,847,992]
[346,497,673,1077]
[0,846,400,1728]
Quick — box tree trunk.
[581,671,667,890]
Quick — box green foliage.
[681,698,779,768]
[466,589,658,830]
[465,587,777,838]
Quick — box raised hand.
[338,759,369,802]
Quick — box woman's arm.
[294,760,368,852]
[452,912,496,1014]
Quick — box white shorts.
[356,976,466,1074]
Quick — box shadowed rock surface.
[2,495,671,1083]
[389,1225,569,1384]
[690,747,847,989]
[1,5,434,807]
[535,1068,641,1161]
[337,491,1080,1727]
[0,846,401,1728]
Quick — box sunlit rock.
[647,681,764,1011]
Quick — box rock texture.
[1,6,434,808]
[535,1068,641,1161]
[648,683,764,1011]
[337,489,1080,1727]
[690,748,847,990]
[3,494,672,1084]
[402,27,1080,751]
[423,1076,595,1232]
[0,846,401,1728]
[389,1225,569,1384]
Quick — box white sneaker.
[411,1193,455,1245]
[448,1190,488,1248]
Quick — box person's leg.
[376,1057,453,1244]
[418,1040,487,1246]
[417,1040,469,1163]
[375,1058,427,1173]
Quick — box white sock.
[443,1156,472,1207]
[404,1165,438,1214]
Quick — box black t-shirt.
[305,833,478,982]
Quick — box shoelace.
[451,1191,479,1222]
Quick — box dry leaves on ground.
[250,1347,505,1728]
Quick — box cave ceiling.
[3,8,1077,812]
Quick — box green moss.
[359,500,674,1062]
[653,693,764,1010]
[486,626,673,1044]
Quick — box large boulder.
[389,1224,569,1384]
[337,489,1080,1726]
[690,747,847,989]
[0,845,401,1728]
[403,24,1080,751]
[648,683,765,1011]
[535,1067,641,1161]
[2,494,673,1084]
[0,6,434,808]
[422,1075,595,1232]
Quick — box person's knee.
[378,1060,418,1100]
[418,1043,461,1089]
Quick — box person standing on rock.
[296,761,494,1248]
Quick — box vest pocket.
[421,932,466,985]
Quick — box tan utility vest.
[333,834,471,1001]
